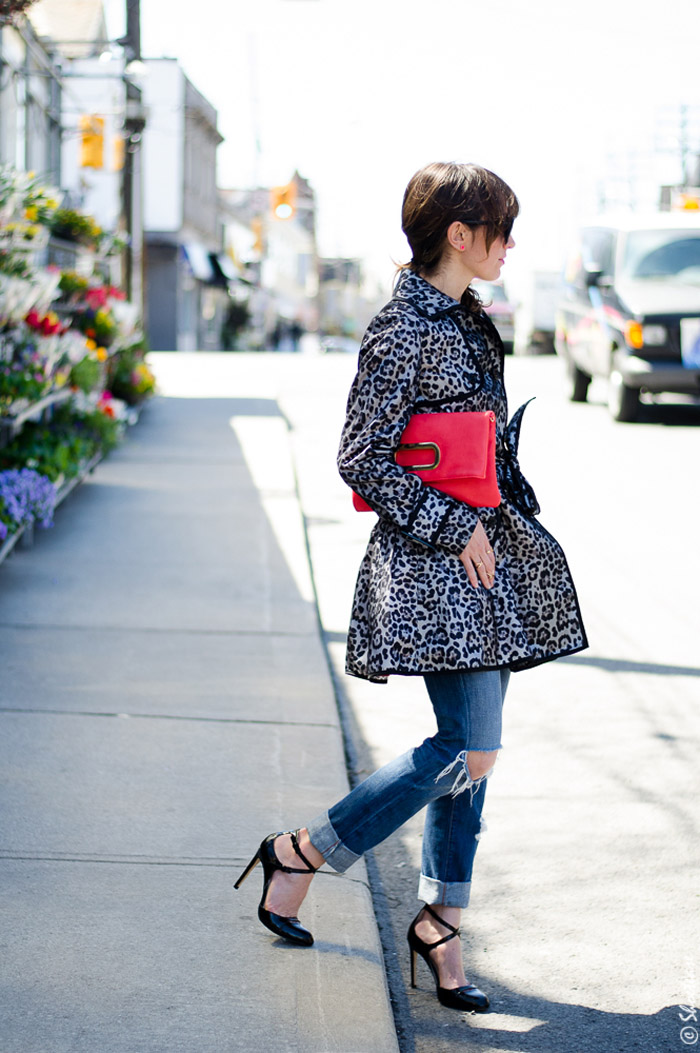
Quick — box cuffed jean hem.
[306,810,361,874]
[418,874,472,909]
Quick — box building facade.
[0,12,63,183]
[141,59,227,351]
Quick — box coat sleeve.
[337,304,480,556]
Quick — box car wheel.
[567,359,591,402]
[608,371,639,422]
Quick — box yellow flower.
[25,206,38,221]
[85,338,97,351]
[96,347,108,362]
[55,371,68,387]
[46,198,58,210]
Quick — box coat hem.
[345,638,589,684]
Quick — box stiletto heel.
[233,852,261,890]
[234,830,318,946]
[407,903,490,1012]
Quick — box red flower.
[86,287,108,309]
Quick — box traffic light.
[80,115,105,169]
[270,181,297,220]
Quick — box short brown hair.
[401,162,519,311]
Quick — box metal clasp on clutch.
[395,441,441,470]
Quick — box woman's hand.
[459,520,496,589]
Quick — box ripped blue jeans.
[307,669,510,908]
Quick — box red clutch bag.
[352,410,500,512]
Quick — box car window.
[620,230,700,282]
[581,228,615,276]
[565,229,615,287]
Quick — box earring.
[459,245,465,251]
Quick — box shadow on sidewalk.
[411,999,685,1051]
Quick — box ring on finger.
[474,560,483,569]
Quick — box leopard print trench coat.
[338,270,587,683]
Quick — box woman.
[236,162,587,1013]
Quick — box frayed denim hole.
[435,749,495,802]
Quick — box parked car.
[514,270,561,354]
[473,280,516,353]
[555,214,700,420]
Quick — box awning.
[212,252,238,281]
[182,243,215,283]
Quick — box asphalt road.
[251,348,699,1053]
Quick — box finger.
[476,555,496,589]
[478,564,493,589]
[461,555,479,588]
[466,564,479,588]
[471,557,489,590]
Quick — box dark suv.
[555,215,700,420]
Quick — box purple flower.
[0,469,57,530]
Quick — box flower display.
[0,351,50,406]
[57,271,89,300]
[0,271,61,328]
[0,468,57,541]
[25,308,65,337]
[70,304,118,347]
[0,162,154,562]
[48,208,103,248]
[0,166,60,229]
[107,343,156,404]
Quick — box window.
[620,230,700,282]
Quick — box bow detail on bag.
[499,399,541,517]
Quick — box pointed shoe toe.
[259,906,314,946]
[437,983,489,1012]
[234,830,317,947]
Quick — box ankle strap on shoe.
[421,903,461,945]
[289,830,318,874]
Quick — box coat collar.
[392,270,461,319]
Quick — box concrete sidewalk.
[0,360,399,1052]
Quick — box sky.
[105,0,700,294]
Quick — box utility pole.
[120,0,146,319]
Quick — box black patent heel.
[407,903,490,1012]
[233,852,262,890]
[234,830,318,946]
